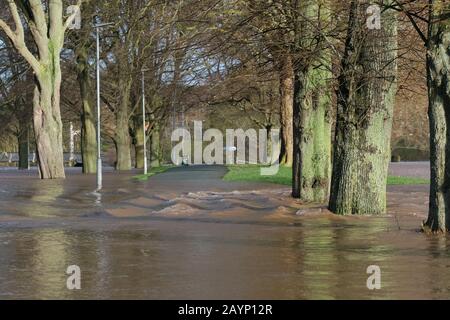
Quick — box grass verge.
[133,166,173,181]
[223,165,429,186]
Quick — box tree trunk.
[18,124,29,170]
[424,0,450,232]
[279,54,294,166]
[292,64,332,202]
[114,117,132,171]
[134,115,145,169]
[150,125,161,167]
[33,68,66,179]
[114,74,132,171]
[292,0,332,203]
[328,0,398,215]
[76,46,97,174]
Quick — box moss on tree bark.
[292,0,332,203]
[424,0,450,232]
[328,0,398,215]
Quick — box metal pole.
[142,70,148,175]
[69,122,75,164]
[96,27,102,190]
[27,125,30,170]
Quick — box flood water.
[0,165,449,300]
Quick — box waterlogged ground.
[0,163,449,300]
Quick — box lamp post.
[141,68,150,175]
[94,22,113,191]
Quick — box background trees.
[0,31,33,170]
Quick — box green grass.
[133,166,173,181]
[386,175,429,185]
[224,165,429,186]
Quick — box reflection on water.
[0,168,449,299]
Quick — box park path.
[388,161,430,179]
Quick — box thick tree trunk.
[114,120,132,171]
[424,0,450,232]
[279,54,294,166]
[150,125,161,167]
[33,69,65,179]
[18,124,29,170]
[76,46,97,174]
[292,0,332,203]
[292,63,332,202]
[114,76,132,171]
[134,115,145,169]
[328,0,397,215]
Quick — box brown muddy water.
[0,165,449,300]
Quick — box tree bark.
[328,0,398,215]
[134,115,145,169]
[150,124,161,167]
[114,117,132,171]
[279,54,294,166]
[76,46,97,174]
[292,0,332,203]
[114,82,132,171]
[18,123,29,170]
[424,0,450,232]
[292,64,332,202]
[33,68,66,179]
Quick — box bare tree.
[0,0,81,178]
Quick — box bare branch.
[0,1,41,73]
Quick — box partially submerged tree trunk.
[76,45,97,174]
[73,2,97,174]
[292,0,332,203]
[279,54,294,166]
[292,64,332,202]
[0,1,80,179]
[329,0,398,215]
[424,0,450,232]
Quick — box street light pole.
[141,69,149,175]
[94,22,113,191]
